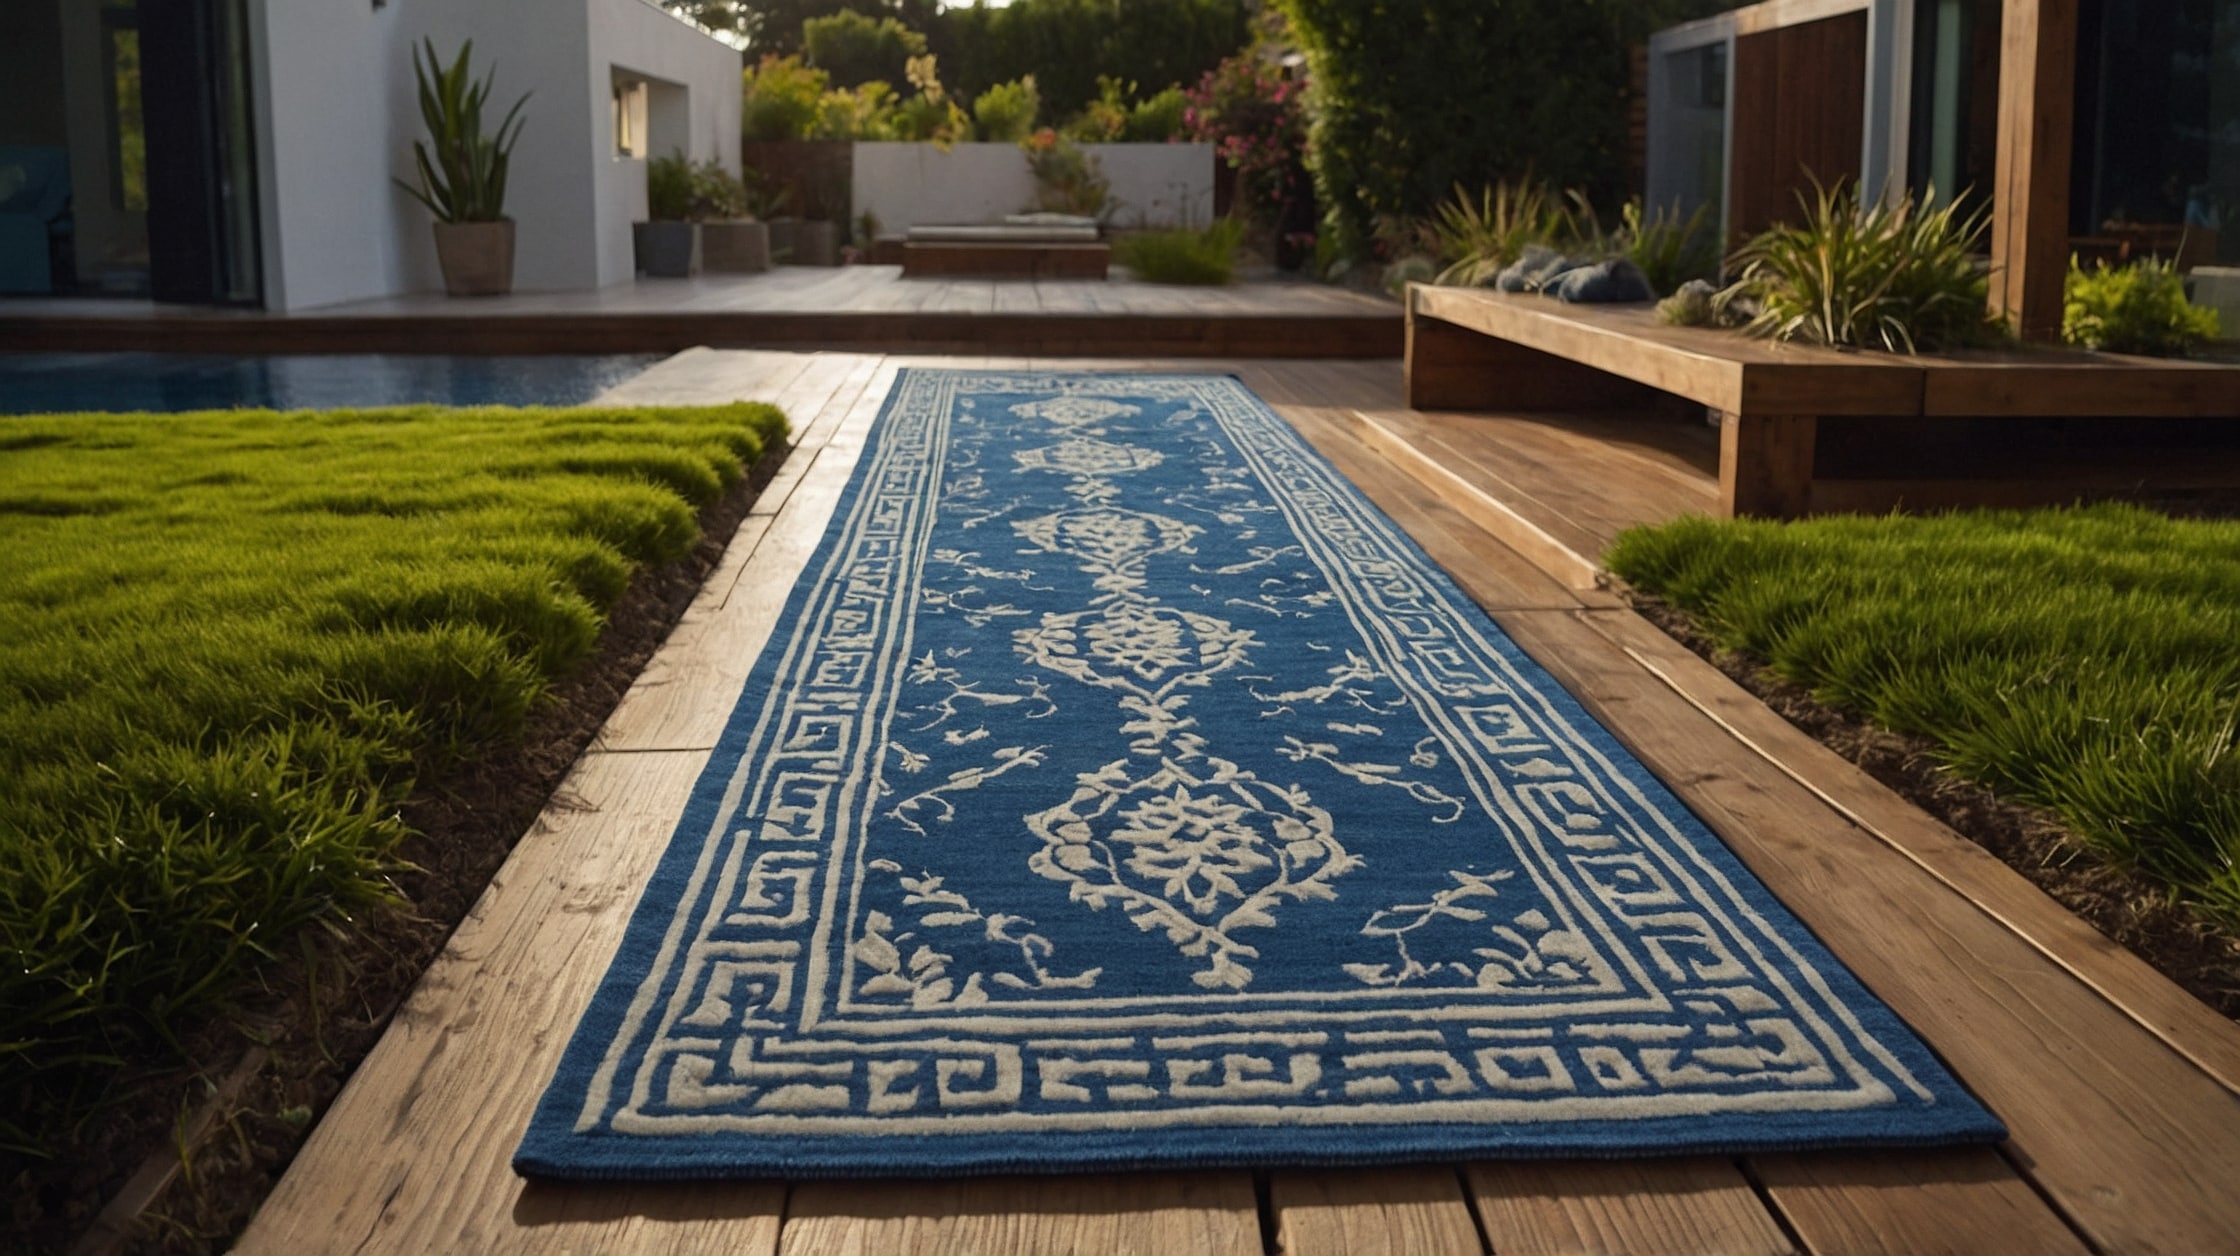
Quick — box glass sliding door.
[0,0,259,302]
[2071,0,2238,270]
[141,0,262,305]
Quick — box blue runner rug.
[517,370,2002,1179]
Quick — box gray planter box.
[766,218,798,263]
[634,221,699,278]
[702,220,771,273]
[793,220,841,267]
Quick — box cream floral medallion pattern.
[519,371,2002,1179]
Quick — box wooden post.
[1990,0,2078,342]
[1719,412,1817,518]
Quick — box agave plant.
[398,39,529,224]
[1729,179,1999,353]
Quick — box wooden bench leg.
[1719,412,1817,519]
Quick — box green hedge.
[942,0,1249,122]
[1276,0,1719,258]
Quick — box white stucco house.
[1,0,739,311]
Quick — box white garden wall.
[851,142,1216,236]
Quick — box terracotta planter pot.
[432,219,515,296]
[701,220,771,273]
[793,219,841,267]
[634,221,699,278]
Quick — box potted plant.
[694,159,772,273]
[636,151,699,278]
[397,39,528,297]
[792,168,846,267]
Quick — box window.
[614,77,648,158]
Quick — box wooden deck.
[0,268,1400,359]
[234,352,2240,1255]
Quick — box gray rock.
[1553,257,1656,304]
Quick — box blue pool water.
[0,353,661,415]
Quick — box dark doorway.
[0,0,260,304]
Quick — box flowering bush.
[1021,128,1111,217]
[1184,36,1308,231]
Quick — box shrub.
[814,80,898,140]
[1730,180,2001,353]
[2063,257,2221,357]
[943,0,1249,121]
[803,9,928,90]
[1021,128,1111,217]
[646,152,696,221]
[885,55,973,145]
[1126,85,1189,142]
[1115,217,1246,284]
[1185,23,1309,232]
[692,158,750,220]
[974,75,1042,143]
[743,54,830,141]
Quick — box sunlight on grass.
[0,401,786,1153]
[1607,504,2240,933]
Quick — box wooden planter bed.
[1406,284,2240,518]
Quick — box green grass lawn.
[0,401,785,1153]
[1607,504,2240,934]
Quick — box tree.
[804,10,928,89]
[664,0,938,57]
[943,0,1249,121]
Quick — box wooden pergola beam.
[1990,0,2079,341]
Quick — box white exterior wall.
[585,0,743,288]
[851,142,1216,236]
[249,0,737,311]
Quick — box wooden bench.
[1407,284,2240,518]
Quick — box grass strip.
[1606,504,2240,935]
[0,401,786,1155]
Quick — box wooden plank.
[1270,1167,1484,1256]
[596,361,896,753]
[1409,287,1921,417]
[508,1180,786,1255]
[1916,354,2240,417]
[1753,1148,2089,1255]
[1377,405,1719,567]
[234,750,757,1255]
[1275,405,1593,612]
[1349,408,1606,589]
[1489,608,2240,1254]
[778,1173,1262,1256]
[1464,1158,1795,1256]
[1718,411,1816,518]
[1586,609,2240,1098]
[1990,0,2079,341]
[1406,303,1675,413]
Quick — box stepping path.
[236,351,2240,1254]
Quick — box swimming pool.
[0,352,661,415]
